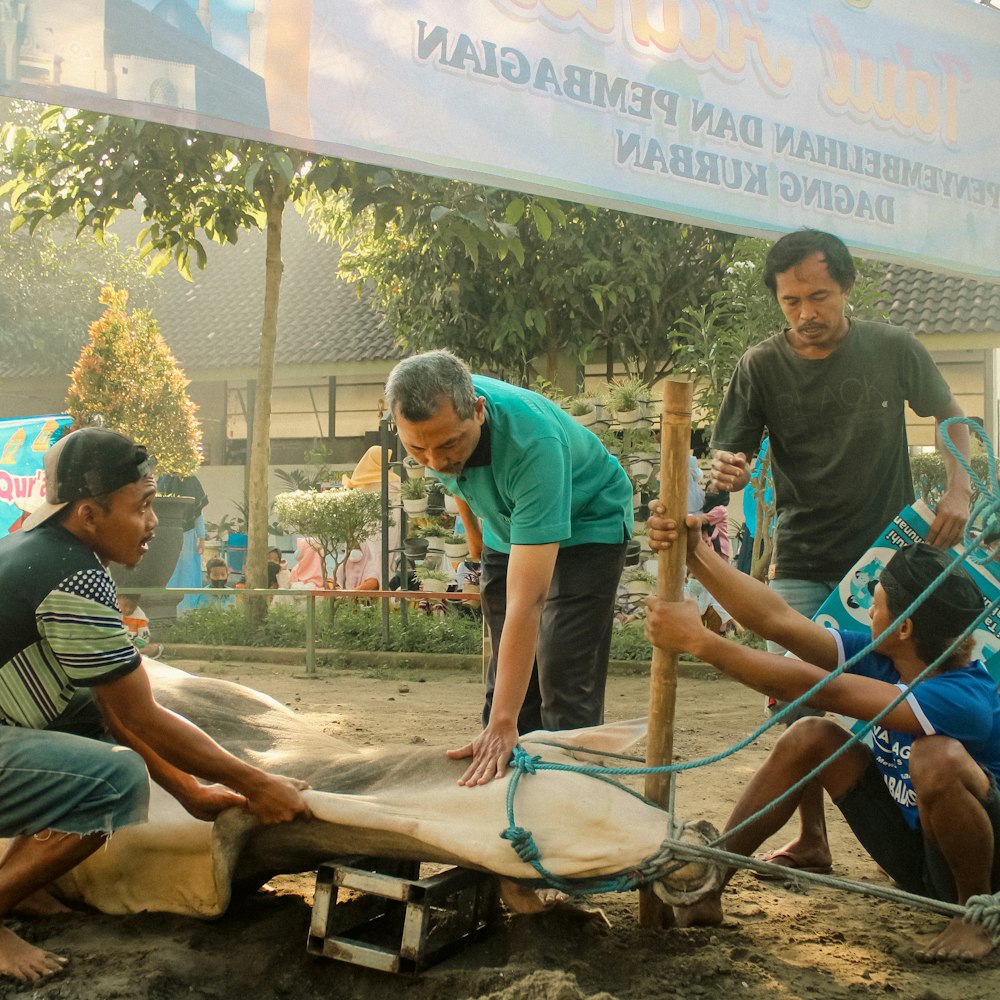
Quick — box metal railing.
[121,585,482,675]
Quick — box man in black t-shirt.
[669,230,973,877]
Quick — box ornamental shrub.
[65,286,201,477]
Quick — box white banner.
[1,1,998,277]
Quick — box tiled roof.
[149,211,401,372]
[0,210,399,379]
[881,265,1000,337]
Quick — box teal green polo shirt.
[432,376,633,553]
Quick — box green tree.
[272,488,384,600]
[1,107,367,615]
[66,285,201,477]
[0,100,157,367]
[314,175,733,386]
[0,219,157,367]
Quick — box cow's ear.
[522,717,648,759]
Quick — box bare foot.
[498,879,567,914]
[757,838,833,873]
[0,925,68,983]
[916,917,995,962]
[673,892,724,928]
[13,889,71,918]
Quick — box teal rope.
[501,417,1000,909]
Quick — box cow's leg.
[498,879,567,913]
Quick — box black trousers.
[480,539,628,735]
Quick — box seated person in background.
[188,558,235,610]
[336,545,380,592]
[644,513,1000,963]
[0,428,311,983]
[118,594,151,650]
[267,547,290,590]
[288,537,326,590]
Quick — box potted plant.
[402,455,425,479]
[443,531,469,559]
[415,565,453,592]
[403,534,429,562]
[419,518,451,553]
[623,568,657,598]
[65,286,202,626]
[426,478,446,516]
[443,489,461,515]
[607,377,647,425]
[567,395,597,427]
[401,476,429,514]
[622,427,659,480]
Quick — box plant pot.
[614,408,641,425]
[628,456,656,480]
[426,489,445,516]
[571,408,596,427]
[402,497,429,515]
[625,539,641,566]
[425,536,446,554]
[444,494,460,515]
[403,458,425,479]
[110,494,195,631]
[626,579,654,598]
[225,531,248,573]
[403,537,429,561]
[445,541,469,559]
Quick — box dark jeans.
[480,539,628,735]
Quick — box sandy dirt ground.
[5,656,1000,1000]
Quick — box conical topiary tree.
[65,285,201,476]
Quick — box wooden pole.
[639,378,692,928]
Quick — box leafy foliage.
[272,488,385,583]
[65,286,201,476]
[312,176,733,385]
[0,105,372,601]
[168,600,666,659]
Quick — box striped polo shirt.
[0,522,140,729]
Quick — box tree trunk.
[245,179,290,623]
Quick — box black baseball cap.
[880,543,984,635]
[23,428,157,531]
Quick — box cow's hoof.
[653,819,724,906]
[499,879,568,914]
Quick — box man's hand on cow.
[644,596,709,658]
[925,486,971,550]
[447,719,519,786]
[710,451,750,493]
[177,782,248,822]
[243,773,313,824]
[646,502,704,557]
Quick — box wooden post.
[639,378,692,928]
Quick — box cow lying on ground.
[43,663,711,917]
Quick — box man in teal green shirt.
[386,351,632,786]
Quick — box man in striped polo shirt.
[0,428,312,984]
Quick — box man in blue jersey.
[644,515,999,962]
[0,428,311,983]
[385,351,633,787]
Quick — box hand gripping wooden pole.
[639,378,692,928]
